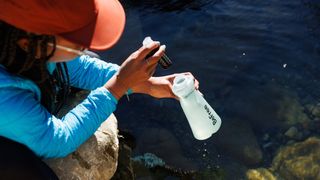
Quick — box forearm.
[67,55,120,90]
[0,87,118,159]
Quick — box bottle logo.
[204,105,217,126]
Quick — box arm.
[66,55,120,90]
[0,86,117,158]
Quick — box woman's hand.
[131,72,199,99]
[104,41,166,100]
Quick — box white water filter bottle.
[172,74,222,140]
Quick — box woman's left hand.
[131,72,199,99]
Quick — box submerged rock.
[132,153,165,168]
[213,119,263,165]
[248,137,320,179]
[225,84,310,131]
[284,126,300,139]
[246,168,276,180]
[45,114,119,180]
[270,137,320,179]
[276,92,310,127]
[135,128,198,170]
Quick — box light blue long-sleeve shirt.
[0,55,122,158]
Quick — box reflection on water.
[101,0,320,179]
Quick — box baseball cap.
[0,0,126,50]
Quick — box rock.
[284,126,299,139]
[135,128,198,170]
[45,114,119,180]
[277,93,310,127]
[271,137,320,179]
[213,119,263,165]
[246,168,276,180]
[132,153,166,168]
[306,103,320,118]
[225,84,310,131]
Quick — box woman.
[0,0,199,178]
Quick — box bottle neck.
[172,75,195,98]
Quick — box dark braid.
[6,27,19,67]
[0,21,70,114]
[19,33,38,74]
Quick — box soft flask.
[172,75,222,140]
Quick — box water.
[99,0,320,178]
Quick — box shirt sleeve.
[0,86,117,158]
[66,55,120,90]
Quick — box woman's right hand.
[104,41,166,100]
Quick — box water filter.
[142,37,172,69]
[172,74,222,140]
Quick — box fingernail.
[146,42,158,48]
[160,45,166,50]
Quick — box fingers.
[163,72,200,90]
[148,65,157,76]
[194,79,200,90]
[136,41,160,60]
[145,45,166,76]
[146,45,166,65]
[182,72,199,90]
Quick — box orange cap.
[0,0,126,50]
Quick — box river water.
[100,0,320,178]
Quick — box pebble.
[284,127,299,139]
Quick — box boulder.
[270,137,320,179]
[213,119,263,165]
[45,114,119,180]
[135,128,198,171]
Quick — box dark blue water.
[100,0,320,178]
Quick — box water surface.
[100,0,320,178]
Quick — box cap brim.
[60,0,125,50]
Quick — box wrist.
[131,79,152,94]
[104,75,128,100]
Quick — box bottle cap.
[172,75,195,98]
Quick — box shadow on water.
[121,0,220,12]
[99,0,320,179]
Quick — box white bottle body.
[172,75,222,140]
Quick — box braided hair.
[0,21,70,115]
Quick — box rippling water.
[100,0,320,178]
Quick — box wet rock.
[262,134,270,141]
[45,114,119,180]
[306,103,320,118]
[132,153,165,168]
[213,119,263,165]
[277,93,310,127]
[135,128,198,170]
[271,137,320,179]
[246,168,276,180]
[131,153,224,180]
[284,126,299,139]
[225,84,310,131]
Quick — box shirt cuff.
[91,87,119,104]
[127,88,133,95]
